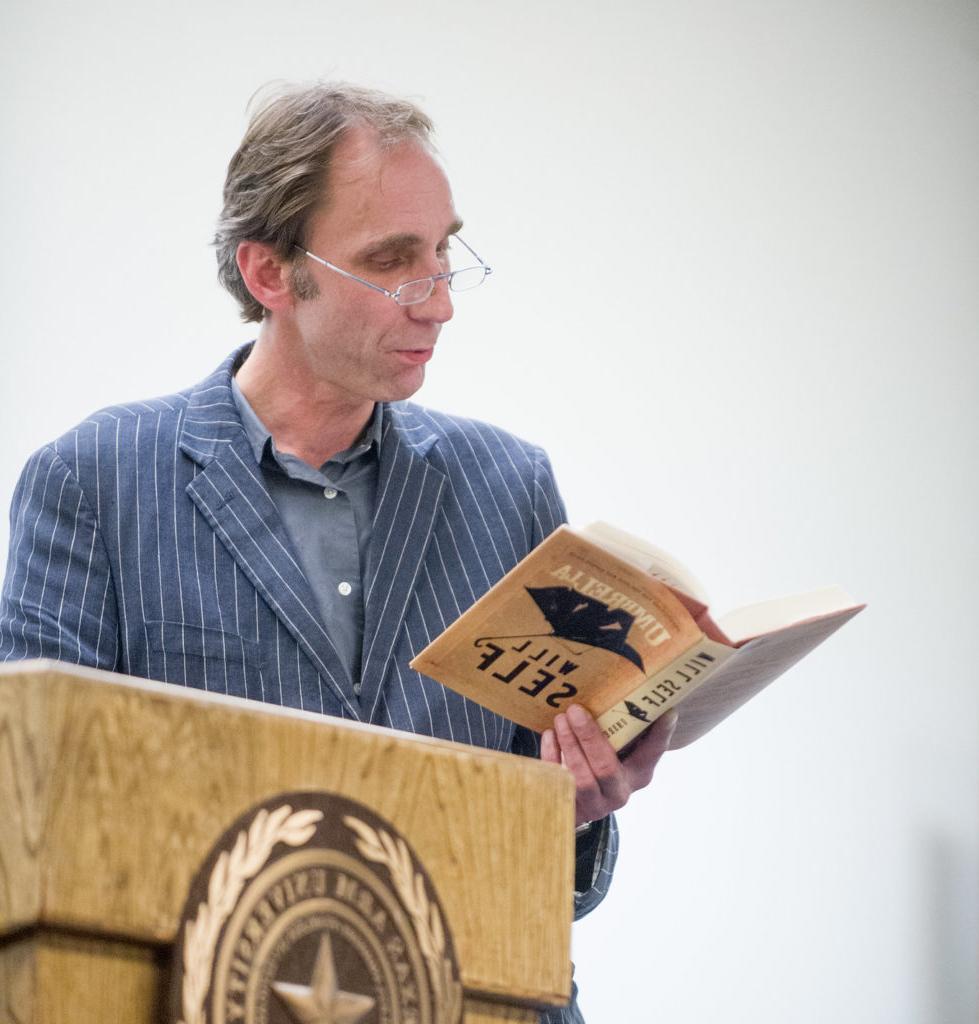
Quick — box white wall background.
[2,2,976,1021]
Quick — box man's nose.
[408,275,454,324]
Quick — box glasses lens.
[395,279,435,306]
[448,267,487,292]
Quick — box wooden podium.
[0,661,576,1023]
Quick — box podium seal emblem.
[170,792,462,1024]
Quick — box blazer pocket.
[146,620,261,695]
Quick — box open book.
[410,523,864,751]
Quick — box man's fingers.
[621,710,678,789]
[552,713,606,824]
[540,727,560,764]
[565,704,622,781]
[555,706,630,810]
[552,712,595,783]
[547,705,677,825]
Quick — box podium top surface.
[0,660,576,1006]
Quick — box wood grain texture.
[463,997,540,1023]
[0,661,574,1008]
[0,936,34,1024]
[0,939,547,1024]
[0,932,160,1024]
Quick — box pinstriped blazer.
[0,347,617,929]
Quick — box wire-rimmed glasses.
[293,235,492,306]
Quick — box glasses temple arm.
[293,245,394,298]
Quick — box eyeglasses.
[293,235,493,306]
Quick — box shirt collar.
[230,375,383,471]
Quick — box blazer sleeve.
[510,444,620,921]
[0,444,120,668]
[528,444,567,548]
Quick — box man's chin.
[382,364,427,403]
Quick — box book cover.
[410,524,864,751]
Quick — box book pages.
[668,604,864,748]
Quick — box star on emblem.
[271,932,375,1024]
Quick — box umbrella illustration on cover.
[624,699,651,722]
[476,586,646,672]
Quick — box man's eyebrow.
[359,220,465,258]
[360,233,422,256]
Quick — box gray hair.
[214,81,435,323]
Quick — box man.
[0,82,674,1022]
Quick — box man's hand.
[540,704,678,827]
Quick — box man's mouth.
[394,348,434,365]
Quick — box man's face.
[285,125,461,407]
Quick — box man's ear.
[236,241,295,314]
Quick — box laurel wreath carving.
[344,815,463,1024]
[178,805,323,1024]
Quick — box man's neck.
[235,335,374,468]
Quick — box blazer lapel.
[178,353,361,720]
[360,406,445,721]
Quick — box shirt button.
[353,683,362,696]
[338,581,352,597]
[323,487,338,499]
